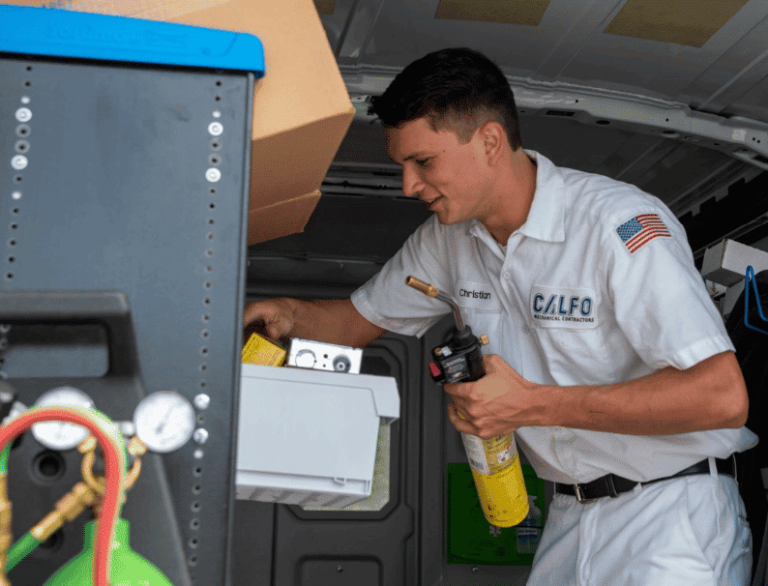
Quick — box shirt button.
[502,271,511,280]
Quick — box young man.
[244,48,758,585]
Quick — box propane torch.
[406,275,529,527]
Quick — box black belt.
[555,456,736,503]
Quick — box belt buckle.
[573,484,593,504]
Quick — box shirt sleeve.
[600,202,734,370]
[351,216,455,338]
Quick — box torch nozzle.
[405,276,439,297]
[405,275,465,332]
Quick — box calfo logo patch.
[530,286,597,329]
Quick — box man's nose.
[401,165,424,198]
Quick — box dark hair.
[369,47,522,150]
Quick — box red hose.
[0,408,125,586]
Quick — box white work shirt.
[351,150,758,485]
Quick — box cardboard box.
[4,0,354,244]
[247,189,322,245]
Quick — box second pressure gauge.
[32,386,94,450]
[133,391,195,453]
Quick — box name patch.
[530,286,597,329]
[455,280,501,312]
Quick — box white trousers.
[527,472,752,586]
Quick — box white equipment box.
[236,364,400,508]
[702,238,768,286]
[701,238,768,317]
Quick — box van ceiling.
[316,0,768,120]
[246,1,768,281]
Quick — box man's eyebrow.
[403,152,429,162]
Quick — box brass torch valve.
[30,481,99,544]
[28,435,146,544]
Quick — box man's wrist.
[533,383,562,428]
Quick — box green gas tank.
[44,519,173,586]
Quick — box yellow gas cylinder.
[461,431,529,527]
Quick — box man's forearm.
[547,351,748,435]
[281,298,387,348]
[446,351,748,439]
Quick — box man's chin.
[434,211,459,225]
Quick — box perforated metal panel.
[0,54,253,586]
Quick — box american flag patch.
[616,213,670,253]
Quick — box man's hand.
[243,298,387,349]
[243,298,297,342]
[445,354,543,439]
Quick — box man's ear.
[478,120,505,162]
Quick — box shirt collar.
[468,149,566,247]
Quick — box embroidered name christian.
[454,280,501,311]
[459,288,491,300]
[616,213,670,253]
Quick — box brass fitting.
[30,482,98,542]
[0,476,12,552]
[0,475,11,586]
[77,435,98,455]
[127,436,148,458]
[405,276,439,298]
[80,435,146,496]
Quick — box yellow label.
[462,432,517,476]
[242,333,286,366]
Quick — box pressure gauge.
[31,386,94,450]
[133,391,195,453]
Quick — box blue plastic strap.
[744,265,768,335]
[0,5,264,76]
